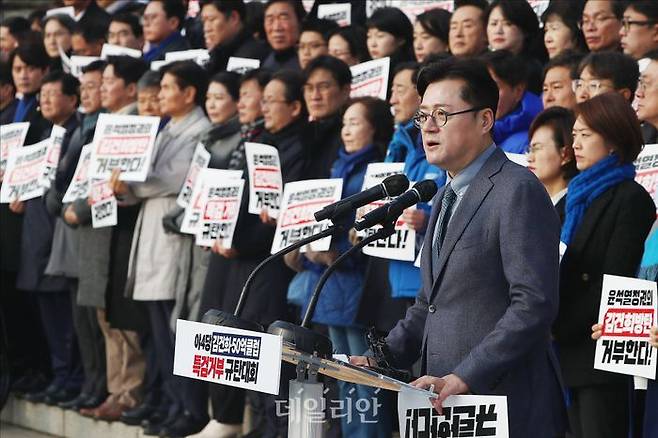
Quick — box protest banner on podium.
[174,319,283,395]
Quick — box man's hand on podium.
[411,374,469,415]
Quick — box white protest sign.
[350,57,390,101]
[245,142,282,218]
[0,122,30,180]
[89,113,160,182]
[634,143,658,213]
[271,179,343,254]
[165,49,210,66]
[174,319,283,395]
[39,125,66,189]
[150,60,172,71]
[69,56,100,78]
[505,152,528,167]
[177,143,210,208]
[195,177,245,248]
[46,6,76,18]
[317,3,351,26]
[90,179,117,228]
[398,388,509,438]
[100,44,143,60]
[594,274,657,380]
[0,139,49,203]
[527,0,551,19]
[356,163,415,261]
[226,57,261,74]
[389,0,454,22]
[180,168,242,235]
[62,144,93,203]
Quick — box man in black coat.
[65,0,110,30]
[0,61,17,125]
[142,0,190,62]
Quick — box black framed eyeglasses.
[413,106,485,129]
[622,18,656,32]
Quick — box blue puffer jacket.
[385,121,446,298]
[493,91,543,154]
[292,144,380,327]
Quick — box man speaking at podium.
[352,58,566,437]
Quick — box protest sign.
[150,60,171,71]
[165,49,210,66]
[226,57,261,74]
[245,142,282,218]
[594,274,657,380]
[350,57,390,101]
[63,144,93,203]
[100,43,142,60]
[355,163,415,261]
[0,122,30,180]
[389,0,454,22]
[90,179,117,228]
[180,168,242,235]
[69,56,100,78]
[317,3,351,26]
[195,177,245,248]
[505,152,528,167]
[174,319,283,395]
[398,389,509,438]
[177,143,211,208]
[634,143,658,212]
[39,125,66,189]
[89,113,160,182]
[46,6,75,18]
[0,139,49,203]
[271,179,343,254]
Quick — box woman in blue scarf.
[553,93,656,438]
[284,97,393,438]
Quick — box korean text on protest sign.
[90,179,118,228]
[195,177,245,248]
[39,125,66,189]
[180,168,242,235]
[177,142,210,208]
[317,3,351,26]
[634,143,658,214]
[174,319,282,395]
[350,57,390,101]
[594,274,657,380]
[89,114,160,182]
[271,179,343,254]
[0,122,30,181]
[245,142,283,219]
[398,389,509,438]
[0,139,49,203]
[62,144,92,203]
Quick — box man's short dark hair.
[161,60,209,107]
[73,20,107,45]
[264,0,307,23]
[626,1,658,21]
[578,51,640,96]
[138,70,162,90]
[270,69,305,106]
[417,57,499,120]
[543,50,584,81]
[152,0,187,30]
[241,68,272,88]
[1,16,30,40]
[300,18,339,40]
[106,55,148,85]
[303,55,351,87]
[454,0,489,22]
[42,70,80,101]
[393,61,421,86]
[110,12,143,38]
[481,49,528,87]
[9,40,50,70]
[0,61,14,87]
[200,0,246,21]
[81,59,107,75]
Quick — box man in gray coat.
[353,58,567,436]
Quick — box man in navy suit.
[353,58,567,437]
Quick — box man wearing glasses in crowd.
[573,51,639,103]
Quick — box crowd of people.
[1,0,658,438]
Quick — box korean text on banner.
[398,388,509,438]
[40,125,66,189]
[89,113,160,182]
[180,168,242,235]
[317,3,351,26]
[62,144,93,203]
[174,319,283,395]
[0,122,30,180]
[195,177,245,248]
[226,57,261,74]
[0,139,49,203]
[594,274,657,380]
[90,179,118,228]
[177,143,210,208]
[350,57,390,101]
[245,142,283,218]
[271,179,343,254]
[357,162,416,261]
[634,143,658,213]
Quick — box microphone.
[313,174,409,222]
[353,180,438,231]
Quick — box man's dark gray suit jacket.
[385,146,567,437]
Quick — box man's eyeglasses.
[413,106,485,129]
[622,18,656,32]
[571,79,612,95]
